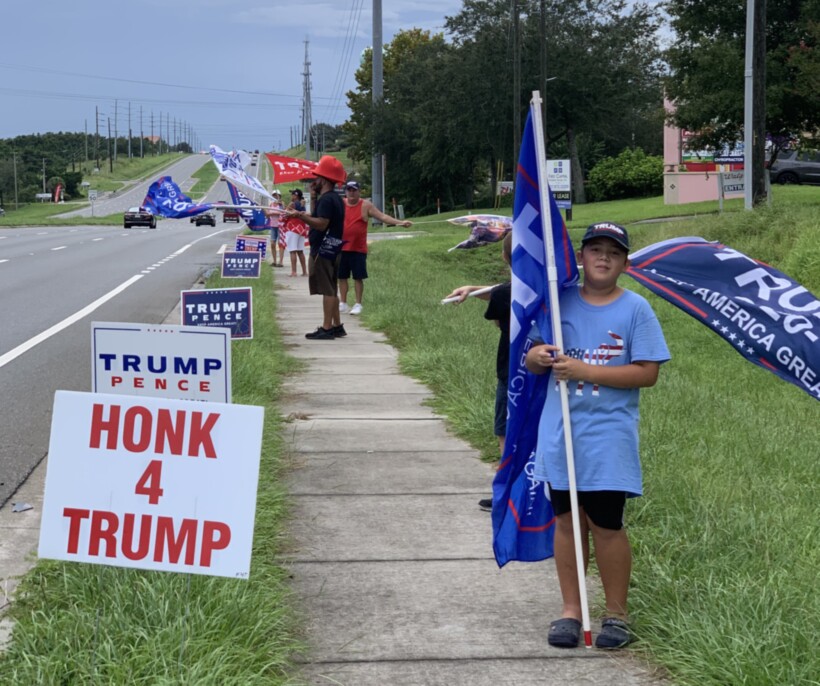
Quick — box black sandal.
[595,617,633,649]
[548,618,581,648]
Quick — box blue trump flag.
[226,181,269,231]
[627,236,820,402]
[492,111,579,567]
[143,176,214,219]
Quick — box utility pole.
[128,101,132,159]
[166,112,170,154]
[302,40,313,160]
[42,158,47,193]
[95,106,100,170]
[151,111,155,155]
[140,105,144,158]
[114,99,118,162]
[372,0,384,212]
[85,119,89,164]
[108,117,113,173]
[512,0,521,168]
[12,151,19,209]
[540,0,547,147]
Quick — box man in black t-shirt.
[285,155,347,340]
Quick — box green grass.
[188,161,221,200]
[0,268,306,685]
[360,195,820,686]
[79,153,193,193]
[1,189,818,684]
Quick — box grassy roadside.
[361,194,819,685]
[0,267,306,685]
[1,189,817,684]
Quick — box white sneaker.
[350,303,363,315]
[339,302,350,314]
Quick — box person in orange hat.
[285,155,347,339]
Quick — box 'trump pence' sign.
[39,391,263,579]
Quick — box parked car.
[192,212,216,227]
[123,206,156,229]
[768,149,820,185]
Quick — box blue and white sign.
[235,235,268,259]
[91,322,232,402]
[221,252,261,279]
[546,159,572,209]
[181,288,253,339]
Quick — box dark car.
[769,149,820,185]
[192,212,216,227]
[123,206,156,229]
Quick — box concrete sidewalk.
[273,271,666,686]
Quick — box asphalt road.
[56,153,218,218]
[0,184,251,506]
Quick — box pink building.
[663,100,744,204]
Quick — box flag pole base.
[584,630,593,648]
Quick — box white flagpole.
[530,91,592,649]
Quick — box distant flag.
[210,145,272,199]
[447,215,513,252]
[142,177,214,219]
[627,236,820,401]
[265,154,317,183]
[492,110,579,566]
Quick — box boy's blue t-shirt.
[533,286,670,496]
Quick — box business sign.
[181,288,253,339]
[496,181,514,196]
[719,171,745,195]
[235,235,267,259]
[221,252,261,279]
[546,159,571,209]
[91,322,231,402]
[38,391,263,579]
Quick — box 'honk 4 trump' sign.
[39,391,263,579]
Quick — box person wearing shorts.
[284,156,347,340]
[285,189,307,276]
[340,181,413,316]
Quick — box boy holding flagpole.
[526,221,670,649]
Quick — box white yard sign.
[91,322,232,402]
[39,391,263,579]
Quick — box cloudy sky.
[0,0,463,152]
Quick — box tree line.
[342,0,818,213]
[0,132,189,207]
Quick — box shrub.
[586,148,663,202]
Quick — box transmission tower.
[302,40,314,160]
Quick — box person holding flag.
[526,221,670,649]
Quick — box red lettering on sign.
[87,404,220,458]
[189,411,219,458]
[90,404,120,449]
[155,379,167,390]
[111,376,123,387]
[200,521,231,566]
[200,381,210,392]
[61,508,232,568]
[135,460,165,504]
[177,380,189,391]
[154,410,184,455]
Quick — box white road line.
[0,259,8,264]
[0,274,144,369]
[92,237,104,242]
[51,246,67,251]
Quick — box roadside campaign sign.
[91,322,232,402]
[38,391,264,579]
[235,235,267,258]
[181,288,253,339]
[221,251,261,279]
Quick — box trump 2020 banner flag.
[493,111,579,566]
[627,237,820,401]
[143,177,214,219]
[226,181,268,231]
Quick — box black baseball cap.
[290,188,303,199]
[345,181,360,190]
[581,222,630,252]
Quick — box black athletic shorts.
[548,487,627,531]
